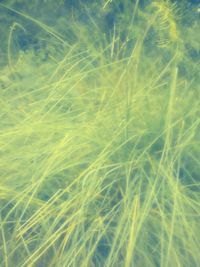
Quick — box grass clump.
[0,1,200,266]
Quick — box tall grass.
[0,1,200,266]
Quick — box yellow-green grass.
[0,1,200,266]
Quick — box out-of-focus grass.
[0,1,200,266]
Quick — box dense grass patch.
[0,1,200,266]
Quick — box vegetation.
[0,0,199,266]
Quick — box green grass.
[0,1,200,266]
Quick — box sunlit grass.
[0,1,200,266]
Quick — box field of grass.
[0,1,200,266]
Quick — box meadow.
[0,1,200,266]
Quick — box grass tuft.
[0,1,200,266]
